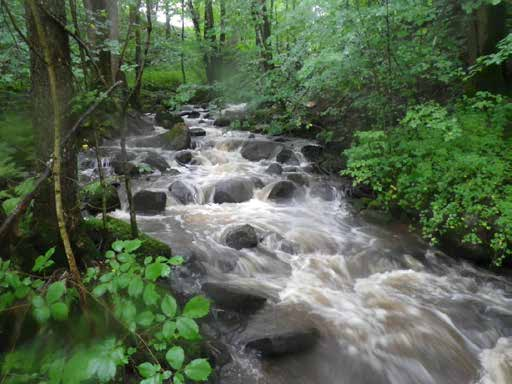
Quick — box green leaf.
[50,302,69,321]
[137,311,155,327]
[184,359,212,381]
[183,296,210,319]
[112,240,125,253]
[124,239,142,253]
[122,300,137,322]
[128,276,144,297]
[88,358,116,383]
[33,304,50,323]
[137,362,159,379]
[143,283,159,306]
[46,281,66,303]
[162,320,176,339]
[161,295,177,318]
[145,262,170,282]
[92,283,109,297]
[32,295,45,308]
[176,317,200,341]
[168,256,185,266]
[173,372,185,384]
[165,346,184,370]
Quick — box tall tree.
[204,0,216,83]
[252,0,273,71]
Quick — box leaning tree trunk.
[25,0,84,300]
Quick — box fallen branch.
[0,81,123,241]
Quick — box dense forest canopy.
[0,0,511,383]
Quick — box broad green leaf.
[173,372,185,384]
[122,300,137,322]
[50,302,69,321]
[92,283,109,297]
[112,240,125,253]
[183,296,210,319]
[87,358,116,383]
[165,346,184,370]
[137,362,159,379]
[143,283,159,306]
[128,276,144,297]
[162,320,176,339]
[46,281,66,303]
[33,304,50,323]
[161,295,177,318]
[123,239,142,253]
[145,262,170,281]
[184,359,212,381]
[32,295,45,308]
[176,317,200,341]
[168,256,185,266]
[137,311,155,327]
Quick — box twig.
[0,81,123,241]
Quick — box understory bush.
[343,92,512,265]
[0,240,212,383]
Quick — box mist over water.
[80,106,512,384]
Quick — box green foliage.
[344,93,512,265]
[0,240,212,384]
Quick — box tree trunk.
[181,0,187,83]
[204,0,216,83]
[252,0,273,71]
[164,0,171,39]
[130,0,143,110]
[108,0,120,82]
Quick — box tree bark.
[204,0,216,83]
[130,0,143,110]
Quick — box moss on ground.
[81,216,172,258]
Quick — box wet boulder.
[241,140,283,161]
[250,177,265,189]
[81,181,121,215]
[133,190,167,214]
[267,180,299,202]
[168,181,197,205]
[180,110,200,118]
[155,111,184,129]
[190,128,206,137]
[202,282,267,314]
[111,161,139,177]
[127,112,154,135]
[286,173,309,186]
[222,224,258,250]
[265,163,283,175]
[213,178,254,204]
[310,183,336,201]
[143,152,170,172]
[276,148,300,165]
[168,168,181,176]
[214,117,231,127]
[245,328,319,358]
[175,150,193,165]
[135,122,191,150]
[301,144,323,162]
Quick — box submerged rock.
[214,117,231,127]
[286,172,309,186]
[175,150,193,165]
[133,190,167,214]
[202,282,267,313]
[180,110,200,118]
[267,180,299,202]
[190,128,206,137]
[310,182,336,201]
[168,181,197,205]
[265,163,283,175]
[168,168,181,176]
[213,178,254,204]
[241,140,282,161]
[245,328,319,357]
[276,148,299,165]
[222,224,258,250]
[143,152,170,172]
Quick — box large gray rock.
[301,144,323,162]
[133,190,167,214]
[143,152,170,172]
[180,110,200,118]
[190,128,206,137]
[265,163,283,175]
[267,181,299,202]
[214,117,231,127]
[202,282,267,314]
[155,111,184,129]
[127,112,154,135]
[111,161,139,177]
[276,148,299,165]
[245,328,319,357]
[213,178,254,204]
[286,173,309,186]
[222,224,258,250]
[135,123,191,150]
[168,181,197,205]
[241,140,282,162]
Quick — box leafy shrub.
[0,240,212,383]
[343,92,512,265]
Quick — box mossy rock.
[155,111,184,129]
[80,181,121,215]
[161,123,191,150]
[81,217,172,258]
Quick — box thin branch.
[0,81,123,241]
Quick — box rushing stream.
[80,105,512,384]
